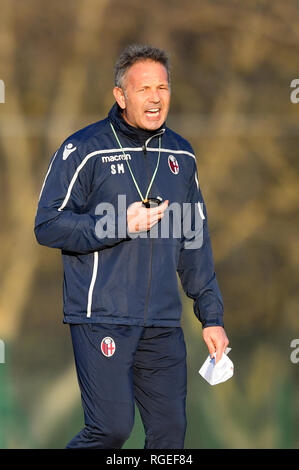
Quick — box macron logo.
[102,153,131,163]
[63,143,77,160]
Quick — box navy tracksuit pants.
[66,323,187,449]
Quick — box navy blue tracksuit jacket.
[34,103,224,329]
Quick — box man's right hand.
[127,200,169,234]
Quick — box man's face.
[113,59,171,131]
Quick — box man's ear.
[113,87,126,110]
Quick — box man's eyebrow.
[137,82,169,88]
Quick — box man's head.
[113,44,171,131]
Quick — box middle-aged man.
[35,44,229,449]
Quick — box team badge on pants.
[101,337,116,357]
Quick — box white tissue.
[199,347,234,385]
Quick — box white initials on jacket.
[111,163,125,174]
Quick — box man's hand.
[127,200,169,233]
[202,326,229,364]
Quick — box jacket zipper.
[142,132,164,325]
[144,238,153,325]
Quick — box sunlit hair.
[114,44,170,90]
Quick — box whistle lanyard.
[110,122,161,203]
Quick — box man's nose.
[149,89,160,103]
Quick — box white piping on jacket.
[57,147,142,211]
[194,171,205,220]
[57,146,196,211]
[147,147,196,160]
[86,251,99,318]
[38,150,58,202]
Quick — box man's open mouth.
[145,108,161,117]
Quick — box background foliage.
[0,0,298,448]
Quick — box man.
[35,44,229,449]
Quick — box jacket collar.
[108,102,165,145]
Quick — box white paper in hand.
[199,347,234,385]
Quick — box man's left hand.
[202,326,229,364]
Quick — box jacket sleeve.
[177,158,224,328]
[34,142,130,254]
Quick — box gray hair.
[114,44,170,89]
